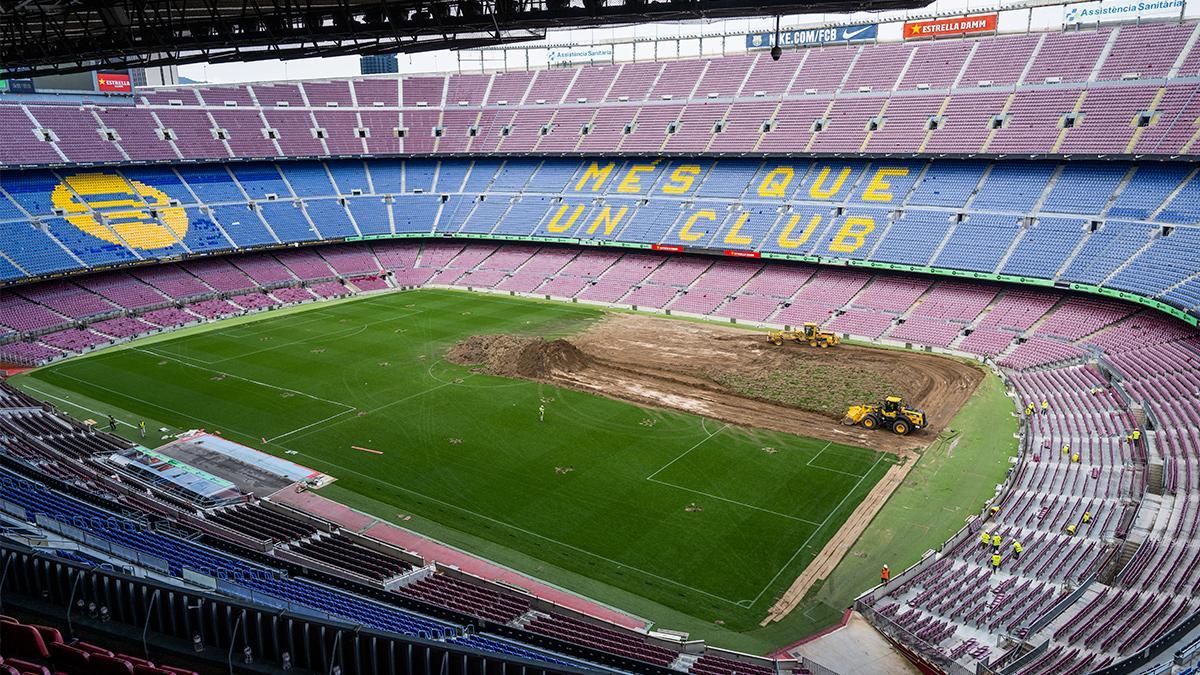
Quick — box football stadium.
[0,0,1199,672]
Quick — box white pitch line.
[748,452,886,605]
[646,477,824,526]
[43,371,246,435]
[265,408,361,443]
[276,378,467,444]
[19,386,138,429]
[200,310,422,365]
[806,441,833,467]
[645,423,728,481]
[133,347,356,412]
[806,442,873,478]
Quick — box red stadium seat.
[88,654,135,675]
[3,659,49,675]
[74,642,114,657]
[116,654,154,668]
[48,642,90,672]
[29,626,61,646]
[0,622,49,659]
[133,666,170,675]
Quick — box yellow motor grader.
[767,323,841,348]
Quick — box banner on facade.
[548,45,614,66]
[97,72,132,93]
[1063,0,1184,25]
[904,14,998,39]
[746,23,878,50]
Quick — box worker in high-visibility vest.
[1062,443,1071,456]
[1066,523,1076,535]
[1012,540,1023,560]
[981,530,991,546]
[991,533,1002,549]
[1082,511,1091,524]
[1072,452,1080,463]
[880,565,890,584]
[1041,399,1049,414]
[991,553,1002,573]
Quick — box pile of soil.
[448,334,590,378]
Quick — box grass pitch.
[14,289,952,644]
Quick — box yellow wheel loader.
[843,396,927,435]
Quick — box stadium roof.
[2,0,927,77]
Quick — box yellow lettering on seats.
[585,206,628,236]
[546,204,585,233]
[757,167,795,198]
[862,167,910,202]
[723,212,753,246]
[616,161,660,194]
[776,214,821,249]
[662,165,702,195]
[808,166,852,199]
[678,210,717,242]
[574,162,615,192]
[829,217,875,253]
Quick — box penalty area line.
[20,385,138,430]
[748,452,886,606]
[133,347,356,412]
[265,408,361,443]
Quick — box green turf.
[12,289,900,636]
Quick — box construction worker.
[138,420,146,439]
[1127,429,1142,445]
[1082,511,1091,524]
[538,404,545,423]
[1012,540,1023,560]
[991,533,1002,549]
[1025,402,1035,417]
[981,530,991,546]
[1041,399,1049,414]
[1071,452,1080,463]
[1066,523,1076,536]
[107,414,117,432]
[1062,443,1070,456]
[991,552,1001,573]
[880,565,890,584]
[990,505,1000,517]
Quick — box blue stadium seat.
[230,163,291,200]
[971,163,1056,212]
[345,196,391,235]
[259,200,318,242]
[1060,221,1156,285]
[1108,164,1191,219]
[303,199,358,239]
[906,161,987,208]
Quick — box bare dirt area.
[446,312,984,454]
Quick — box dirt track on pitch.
[449,312,984,454]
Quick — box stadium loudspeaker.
[771,45,782,61]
